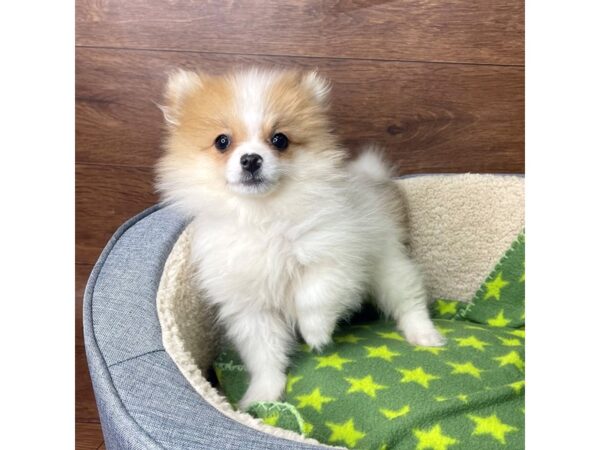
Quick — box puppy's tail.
[348,144,394,181]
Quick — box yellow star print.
[436,326,455,335]
[286,375,302,393]
[509,380,525,393]
[484,272,509,300]
[494,351,524,371]
[365,345,401,362]
[414,424,458,450]
[380,405,410,419]
[325,418,366,448]
[398,367,440,388]
[509,329,525,338]
[335,334,365,344]
[345,375,388,398]
[468,414,517,444]
[262,413,279,426]
[295,388,334,413]
[488,310,511,327]
[498,336,522,346]
[414,345,446,355]
[436,300,458,316]
[377,331,405,341]
[315,353,353,370]
[454,336,490,351]
[447,361,483,379]
[303,421,313,435]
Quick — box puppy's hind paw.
[404,328,447,347]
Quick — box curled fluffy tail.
[348,145,394,181]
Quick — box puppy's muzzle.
[240,153,263,176]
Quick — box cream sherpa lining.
[400,174,524,302]
[156,174,523,446]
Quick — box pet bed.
[84,174,524,449]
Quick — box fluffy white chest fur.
[156,67,445,408]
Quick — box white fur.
[157,69,444,410]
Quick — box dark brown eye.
[270,133,289,151]
[214,134,230,151]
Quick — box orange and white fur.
[156,68,445,409]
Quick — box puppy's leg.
[374,246,446,347]
[295,265,361,352]
[227,311,294,410]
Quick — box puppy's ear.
[158,69,203,127]
[301,71,331,105]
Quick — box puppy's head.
[157,68,342,209]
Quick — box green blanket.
[215,234,525,449]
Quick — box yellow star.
[456,394,469,403]
[262,413,279,426]
[295,388,335,413]
[494,351,524,371]
[509,329,525,338]
[498,336,522,346]
[447,361,483,379]
[454,335,490,351]
[380,405,410,419]
[377,330,405,341]
[365,345,401,362]
[398,367,440,388]
[468,414,517,444]
[436,326,456,335]
[436,300,458,316]
[509,380,525,393]
[335,334,365,344]
[303,421,313,435]
[488,310,511,327]
[345,375,388,398]
[286,375,303,393]
[414,345,446,355]
[484,272,510,300]
[325,418,366,448]
[414,424,458,450]
[315,353,353,370]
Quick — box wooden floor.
[75,1,523,447]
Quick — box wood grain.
[75,422,104,450]
[76,47,524,173]
[76,263,99,424]
[76,164,157,264]
[76,0,523,66]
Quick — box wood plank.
[76,0,523,65]
[76,164,157,264]
[76,342,101,423]
[76,264,100,424]
[76,263,92,343]
[76,47,524,173]
[75,422,104,450]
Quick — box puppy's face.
[157,68,338,202]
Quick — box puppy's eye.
[270,133,289,151]
[214,134,231,151]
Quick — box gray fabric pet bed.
[84,174,524,449]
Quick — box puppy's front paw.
[404,327,447,347]
[300,326,333,353]
[238,377,285,411]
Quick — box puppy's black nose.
[240,153,263,175]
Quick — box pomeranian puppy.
[156,68,445,409]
